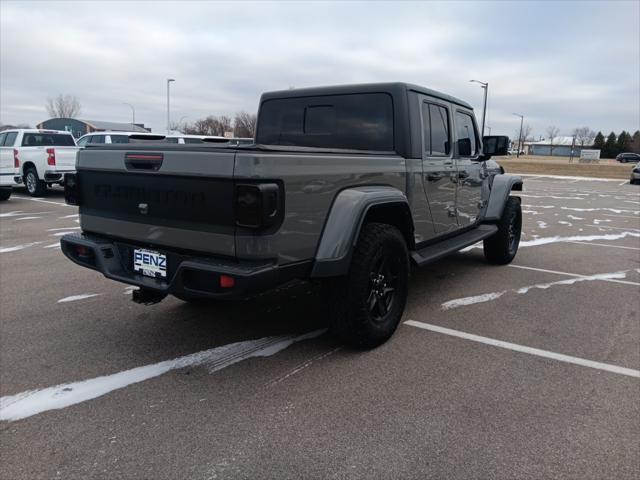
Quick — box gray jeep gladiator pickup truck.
[61,82,522,347]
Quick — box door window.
[4,132,17,146]
[422,103,451,156]
[77,136,89,146]
[89,135,105,144]
[455,111,479,157]
[109,135,129,144]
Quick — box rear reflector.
[219,275,235,288]
[75,245,91,257]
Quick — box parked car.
[6,129,79,196]
[166,134,229,144]
[61,82,522,348]
[508,149,525,155]
[616,152,640,163]
[76,131,165,146]
[0,130,21,200]
[630,162,640,184]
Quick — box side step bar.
[410,224,498,267]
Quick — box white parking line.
[12,196,72,207]
[602,213,640,219]
[508,264,640,286]
[404,321,640,379]
[566,241,640,251]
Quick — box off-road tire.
[484,196,522,264]
[0,188,11,201]
[324,222,409,349]
[24,168,46,197]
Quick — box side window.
[455,111,479,157]
[90,135,105,144]
[429,104,450,156]
[166,137,179,143]
[77,136,89,146]
[421,103,450,156]
[109,135,129,144]
[0,133,6,146]
[4,132,17,146]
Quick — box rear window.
[256,93,394,151]
[109,135,129,144]
[184,137,204,144]
[22,133,75,147]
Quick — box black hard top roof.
[260,82,473,110]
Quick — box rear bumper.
[45,170,74,183]
[60,233,310,299]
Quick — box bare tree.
[234,111,257,138]
[546,126,560,155]
[572,126,596,147]
[183,115,233,136]
[46,94,81,118]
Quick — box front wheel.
[324,222,409,348]
[24,168,46,197]
[484,196,522,264]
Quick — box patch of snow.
[57,294,101,303]
[0,330,325,421]
[443,271,628,310]
[0,242,43,253]
[520,231,640,247]
[567,215,584,220]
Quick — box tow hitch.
[131,288,167,305]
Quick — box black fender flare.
[483,174,523,222]
[310,186,412,278]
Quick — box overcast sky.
[1,0,639,138]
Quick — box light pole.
[513,113,524,158]
[470,79,488,137]
[166,78,175,135]
[122,103,135,127]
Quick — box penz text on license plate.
[133,249,167,278]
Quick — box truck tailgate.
[77,147,237,257]
[54,147,80,170]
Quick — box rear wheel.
[325,222,409,348]
[24,168,46,197]
[484,196,522,264]
[0,188,11,201]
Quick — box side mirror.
[481,136,509,158]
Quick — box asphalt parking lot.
[1,175,639,480]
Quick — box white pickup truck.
[5,129,79,196]
[0,131,20,200]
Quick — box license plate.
[133,249,167,278]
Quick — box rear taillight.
[64,173,80,205]
[46,148,56,166]
[235,183,280,229]
[13,149,19,168]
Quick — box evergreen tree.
[602,131,618,158]
[616,131,631,153]
[630,130,640,154]
[592,131,605,151]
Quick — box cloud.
[1,0,638,137]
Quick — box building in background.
[36,118,150,138]
[525,136,593,157]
